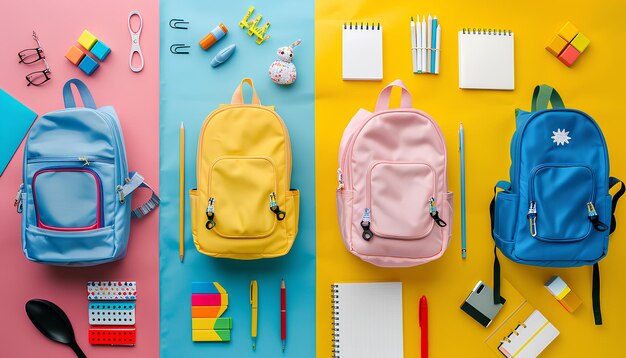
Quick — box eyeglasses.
[18,31,51,86]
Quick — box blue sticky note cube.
[90,40,111,61]
[78,56,99,75]
[192,282,220,294]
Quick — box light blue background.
[159,1,315,357]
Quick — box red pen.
[419,295,428,358]
[281,278,287,352]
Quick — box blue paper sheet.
[0,89,37,176]
[159,1,315,357]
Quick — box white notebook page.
[342,24,383,80]
[458,31,515,90]
[333,282,403,358]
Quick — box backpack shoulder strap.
[609,177,624,234]
[490,181,511,305]
[118,172,160,218]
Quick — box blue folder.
[0,89,37,176]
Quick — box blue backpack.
[491,85,623,324]
[16,79,159,266]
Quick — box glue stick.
[199,24,228,50]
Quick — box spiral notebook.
[342,22,383,80]
[332,282,403,358]
[458,28,515,90]
[485,301,559,357]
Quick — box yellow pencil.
[179,122,185,262]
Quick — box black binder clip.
[169,18,189,30]
[170,44,190,54]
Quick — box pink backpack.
[336,80,453,267]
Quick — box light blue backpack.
[491,85,623,324]
[16,79,159,266]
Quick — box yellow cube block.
[77,30,98,50]
[558,21,579,42]
[545,35,569,57]
[570,32,590,53]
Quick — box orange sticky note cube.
[545,35,569,57]
[65,45,85,65]
[570,32,590,53]
[77,30,98,50]
[558,44,580,67]
[191,305,227,318]
[545,276,582,312]
[558,21,579,42]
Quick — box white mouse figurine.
[269,39,301,85]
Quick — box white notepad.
[331,282,403,358]
[342,23,383,80]
[498,310,559,358]
[458,29,515,90]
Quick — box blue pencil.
[431,16,438,73]
[460,122,467,259]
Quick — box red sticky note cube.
[558,45,580,67]
[65,45,85,66]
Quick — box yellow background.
[315,0,626,356]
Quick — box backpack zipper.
[205,197,216,230]
[360,208,373,240]
[269,192,286,221]
[428,197,447,227]
[14,184,24,213]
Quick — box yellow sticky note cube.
[77,30,98,50]
[558,21,579,42]
[570,32,590,53]
[545,35,569,57]
[192,329,231,342]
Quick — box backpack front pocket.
[32,168,103,231]
[365,162,436,239]
[209,156,277,238]
[528,164,595,242]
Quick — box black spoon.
[25,299,87,358]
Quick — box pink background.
[0,1,160,357]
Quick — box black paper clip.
[169,18,189,30]
[170,44,190,54]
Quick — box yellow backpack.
[189,78,299,259]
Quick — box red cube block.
[558,44,580,67]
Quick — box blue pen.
[460,122,467,259]
[431,16,438,73]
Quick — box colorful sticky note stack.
[65,30,111,75]
[191,282,232,342]
[544,276,582,313]
[545,21,590,67]
[87,281,137,346]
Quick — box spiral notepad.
[342,22,383,80]
[486,300,559,358]
[332,282,403,358]
[458,28,515,90]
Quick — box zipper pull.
[205,197,216,230]
[360,208,373,240]
[527,201,537,237]
[428,197,447,227]
[337,168,344,190]
[78,157,90,166]
[269,192,286,221]
[587,202,608,232]
[14,184,24,213]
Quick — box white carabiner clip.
[128,10,144,73]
